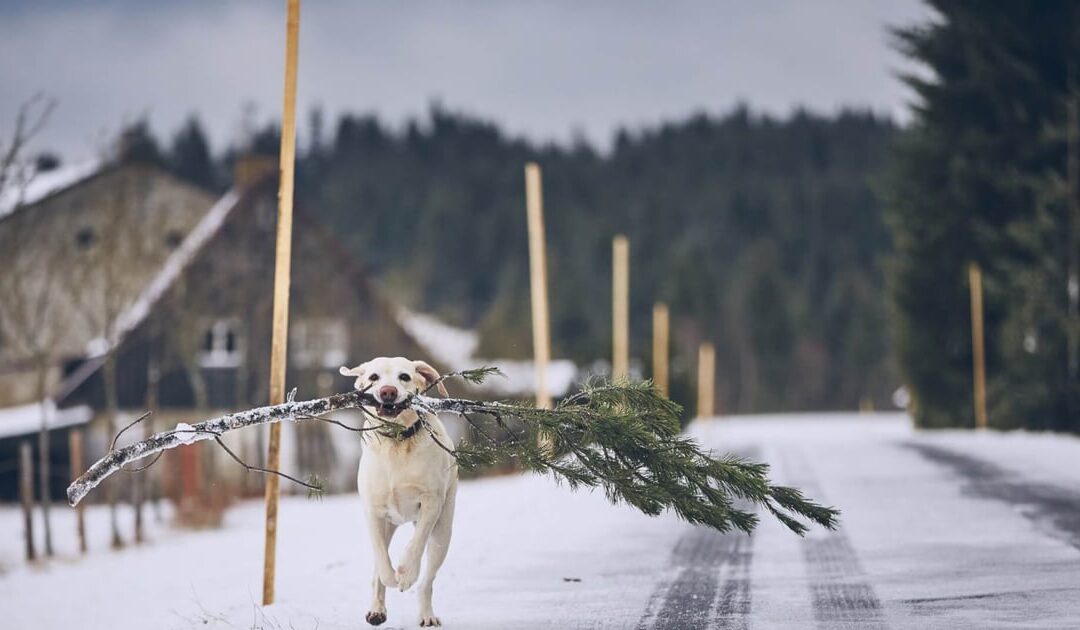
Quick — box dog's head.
[339,356,448,420]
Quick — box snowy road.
[2,413,1080,629]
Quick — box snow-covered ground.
[2,413,1079,629]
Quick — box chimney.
[232,153,277,189]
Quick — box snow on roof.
[396,307,480,368]
[95,188,241,356]
[0,400,93,440]
[395,306,579,398]
[56,189,242,402]
[0,159,102,218]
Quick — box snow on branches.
[67,368,839,535]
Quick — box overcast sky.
[0,0,931,160]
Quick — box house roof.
[54,187,246,402]
[51,174,437,406]
[0,159,103,219]
[0,400,93,440]
[0,159,219,371]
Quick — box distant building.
[0,154,434,501]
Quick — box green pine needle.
[306,474,325,500]
[430,372,840,536]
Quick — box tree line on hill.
[138,105,898,417]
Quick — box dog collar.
[379,418,424,440]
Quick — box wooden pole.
[697,342,715,419]
[968,263,988,430]
[1066,81,1079,385]
[69,429,87,554]
[525,163,552,409]
[652,303,669,397]
[262,0,300,606]
[612,235,630,381]
[19,440,36,561]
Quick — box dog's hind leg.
[418,480,456,627]
[366,520,398,626]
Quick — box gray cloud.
[0,0,930,160]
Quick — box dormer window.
[198,319,243,368]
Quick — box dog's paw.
[365,610,388,626]
[396,562,420,591]
[419,615,441,627]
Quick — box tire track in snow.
[906,442,1080,551]
[637,450,757,630]
[638,521,755,630]
[782,449,887,629]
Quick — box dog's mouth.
[376,401,407,418]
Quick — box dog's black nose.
[378,386,398,402]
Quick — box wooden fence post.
[525,162,552,409]
[19,440,36,562]
[612,235,630,381]
[697,342,715,419]
[263,0,301,606]
[652,303,669,397]
[69,429,87,554]
[968,263,988,430]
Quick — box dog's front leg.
[396,493,443,592]
[365,509,398,589]
[366,519,398,626]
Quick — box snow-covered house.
[0,154,434,500]
[395,306,580,400]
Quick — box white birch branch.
[66,389,492,506]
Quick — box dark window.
[75,227,96,249]
[165,231,183,249]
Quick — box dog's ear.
[339,364,367,389]
[414,360,448,397]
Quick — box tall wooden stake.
[652,303,669,397]
[968,263,988,430]
[697,342,716,419]
[612,235,630,381]
[1066,81,1079,386]
[69,429,87,554]
[525,163,552,409]
[263,0,300,606]
[19,440,36,562]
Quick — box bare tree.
[68,165,159,548]
[0,95,60,558]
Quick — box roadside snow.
[0,474,679,630]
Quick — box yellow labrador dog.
[339,357,456,628]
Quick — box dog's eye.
[399,373,411,382]
[367,374,379,382]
